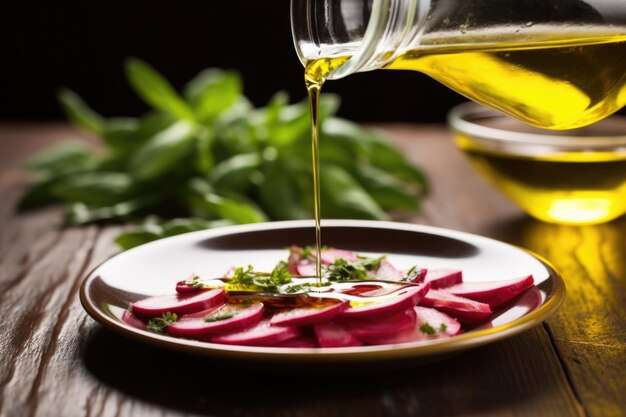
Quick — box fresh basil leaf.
[187,179,267,224]
[57,88,105,134]
[125,57,195,120]
[114,230,162,250]
[355,165,420,210]
[184,68,243,121]
[322,117,429,192]
[101,118,142,154]
[194,127,216,174]
[17,177,64,210]
[161,217,233,237]
[52,172,134,205]
[130,120,197,180]
[25,141,95,175]
[320,165,388,220]
[258,159,309,220]
[209,152,261,194]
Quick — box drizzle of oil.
[304,56,349,285]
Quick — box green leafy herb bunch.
[19,57,428,250]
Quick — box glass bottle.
[291,0,626,129]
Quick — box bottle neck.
[291,0,431,80]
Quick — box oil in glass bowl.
[448,102,626,225]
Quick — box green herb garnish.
[419,322,448,335]
[401,265,423,283]
[147,312,178,333]
[204,312,236,322]
[325,255,386,281]
[419,322,437,335]
[227,262,292,292]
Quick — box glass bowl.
[447,102,626,225]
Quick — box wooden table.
[1,123,624,417]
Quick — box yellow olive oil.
[455,133,626,224]
[304,57,349,284]
[387,35,626,130]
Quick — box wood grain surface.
[1,123,623,417]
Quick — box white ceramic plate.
[80,219,565,371]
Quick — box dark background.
[0,0,466,124]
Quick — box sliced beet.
[130,288,226,319]
[340,308,417,343]
[423,269,463,289]
[209,320,300,346]
[339,282,431,320]
[275,337,319,348]
[295,263,317,277]
[447,275,535,308]
[420,289,493,324]
[363,307,461,345]
[313,322,363,347]
[319,248,358,264]
[167,303,264,338]
[121,310,147,330]
[270,300,349,326]
[373,259,405,281]
[413,306,461,336]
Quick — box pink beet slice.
[270,300,349,326]
[295,263,317,277]
[121,310,147,330]
[319,248,358,264]
[340,308,417,342]
[209,320,300,346]
[423,269,463,289]
[413,306,461,336]
[275,337,319,348]
[339,282,431,320]
[373,259,405,281]
[167,303,264,338]
[313,322,363,347]
[447,275,535,308]
[364,307,461,345]
[175,281,201,294]
[130,288,226,319]
[420,289,493,324]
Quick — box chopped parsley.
[204,312,236,322]
[419,322,448,335]
[401,265,423,283]
[324,255,386,281]
[227,262,292,292]
[183,274,204,288]
[147,312,178,333]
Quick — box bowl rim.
[447,102,626,149]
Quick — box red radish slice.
[209,320,300,346]
[413,306,461,336]
[421,289,493,324]
[121,310,147,330]
[320,248,358,264]
[270,300,349,326]
[447,275,534,308]
[373,259,405,281]
[167,303,264,338]
[175,280,200,294]
[130,288,226,319]
[423,269,463,289]
[295,263,317,277]
[364,307,461,345]
[313,322,363,347]
[340,308,417,342]
[339,282,431,320]
[275,337,319,348]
